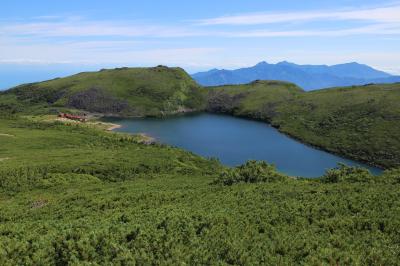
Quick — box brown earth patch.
[31,199,49,209]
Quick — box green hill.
[207,80,304,120]
[0,66,206,117]
[208,82,400,168]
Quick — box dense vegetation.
[0,117,400,265]
[212,160,288,185]
[208,81,400,168]
[0,66,206,117]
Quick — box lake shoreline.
[106,111,384,171]
[106,113,382,177]
[105,120,156,144]
[107,124,122,131]
[202,111,386,170]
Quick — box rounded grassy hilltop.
[1,66,206,117]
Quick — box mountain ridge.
[192,61,400,90]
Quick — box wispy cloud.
[0,35,222,65]
[2,17,400,40]
[0,17,207,38]
[197,4,400,25]
[3,5,400,42]
[32,15,66,20]
[0,4,399,72]
[225,23,400,38]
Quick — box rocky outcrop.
[206,91,248,114]
[67,88,132,114]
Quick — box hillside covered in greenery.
[0,66,206,117]
[2,66,400,169]
[0,116,399,265]
[2,68,400,169]
[207,81,400,168]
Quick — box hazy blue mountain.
[192,61,400,90]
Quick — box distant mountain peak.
[335,62,362,67]
[255,61,269,67]
[277,61,296,66]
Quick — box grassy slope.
[0,117,399,265]
[0,66,206,117]
[207,80,303,120]
[208,82,400,168]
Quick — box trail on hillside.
[0,133,15,137]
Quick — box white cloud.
[197,4,400,25]
[2,2,400,43]
[0,36,221,66]
[2,19,399,40]
[0,19,207,38]
[225,23,400,38]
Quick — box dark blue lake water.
[106,113,381,177]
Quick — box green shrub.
[213,160,288,186]
[381,168,400,184]
[321,163,372,183]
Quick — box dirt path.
[0,133,15,137]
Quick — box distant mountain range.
[192,61,400,90]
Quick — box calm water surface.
[106,113,381,177]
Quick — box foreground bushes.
[380,168,400,184]
[1,118,400,264]
[211,160,400,186]
[1,173,399,265]
[321,163,373,183]
[322,163,400,184]
[213,160,288,185]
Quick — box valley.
[0,66,399,264]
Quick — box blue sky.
[1,0,400,75]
